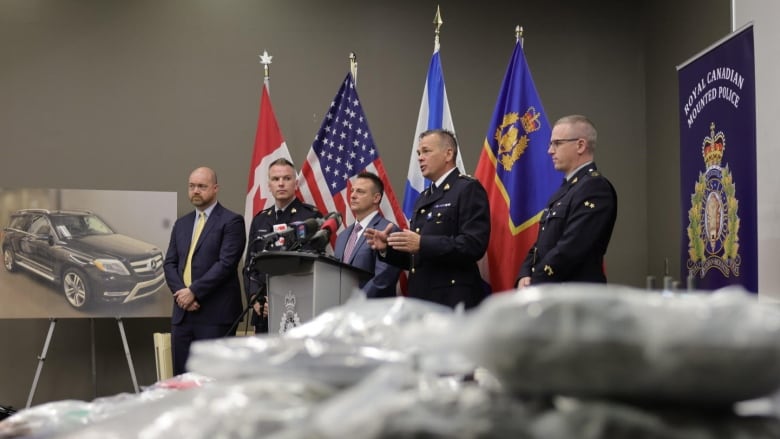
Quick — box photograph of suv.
[1,209,165,309]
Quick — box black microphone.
[292,218,322,241]
[307,212,342,252]
[257,227,297,250]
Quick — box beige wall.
[0,0,729,408]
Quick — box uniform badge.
[686,123,741,278]
[278,290,302,334]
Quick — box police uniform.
[382,170,490,309]
[245,198,321,332]
[517,163,617,284]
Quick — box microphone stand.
[226,251,268,337]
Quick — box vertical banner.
[677,25,756,292]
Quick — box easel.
[26,317,139,408]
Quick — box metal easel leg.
[116,318,139,393]
[26,318,57,408]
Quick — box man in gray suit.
[334,171,400,298]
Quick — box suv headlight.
[93,258,130,275]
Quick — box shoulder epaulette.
[458,173,475,180]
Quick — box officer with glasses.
[516,115,617,288]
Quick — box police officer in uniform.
[516,115,617,287]
[365,129,490,309]
[246,158,321,333]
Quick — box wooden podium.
[251,251,372,334]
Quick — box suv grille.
[130,254,163,274]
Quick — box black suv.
[2,209,165,309]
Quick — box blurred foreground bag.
[0,405,15,421]
[462,284,780,405]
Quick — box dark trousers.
[171,322,235,376]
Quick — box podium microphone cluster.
[307,212,342,252]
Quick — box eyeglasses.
[548,138,580,149]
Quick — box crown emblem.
[284,292,296,309]
[702,122,725,168]
[520,107,542,133]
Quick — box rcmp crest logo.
[494,107,542,171]
[686,122,741,278]
[278,290,301,334]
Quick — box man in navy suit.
[164,167,246,375]
[365,129,490,309]
[334,171,400,298]
[516,115,617,287]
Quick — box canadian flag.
[244,82,293,234]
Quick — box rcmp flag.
[475,39,561,293]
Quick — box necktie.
[183,211,206,286]
[275,209,282,220]
[342,223,362,263]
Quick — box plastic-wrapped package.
[460,284,780,404]
[50,375,336,439]
[530,397,780,439]
[268,364,536,439]
[0,389,175,439]
[187,296,455,386]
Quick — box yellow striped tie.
[183,211,206,287]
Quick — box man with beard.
[164,166,246,375]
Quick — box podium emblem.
[278,290,301,334]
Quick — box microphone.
[292,218,322,241]
[255,225,296,250]
[307,212,342,252]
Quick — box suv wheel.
[62,268,91,309]
[3,247,17,272]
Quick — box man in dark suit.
[164,166,246,375]
[365,129,490,309]
[245,158,321,333]
[334,171,400,298]
[516,115,618,288]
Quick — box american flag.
[298,72,408,249]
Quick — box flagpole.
[433,5,443,51]
[350,52,358,85]
[259,49,273,91]
[516,25,524,48]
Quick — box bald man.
[163,166,246,375]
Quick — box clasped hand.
[174,288,200,312]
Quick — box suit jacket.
[518,163,617,284]
[245,198,321,331]
[381,170,490,309]
[334,213,401,298]
[164,202,246,326]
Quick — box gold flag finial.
[349,52,358,84]
[434,5,443,51]
[516,25,524,47]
